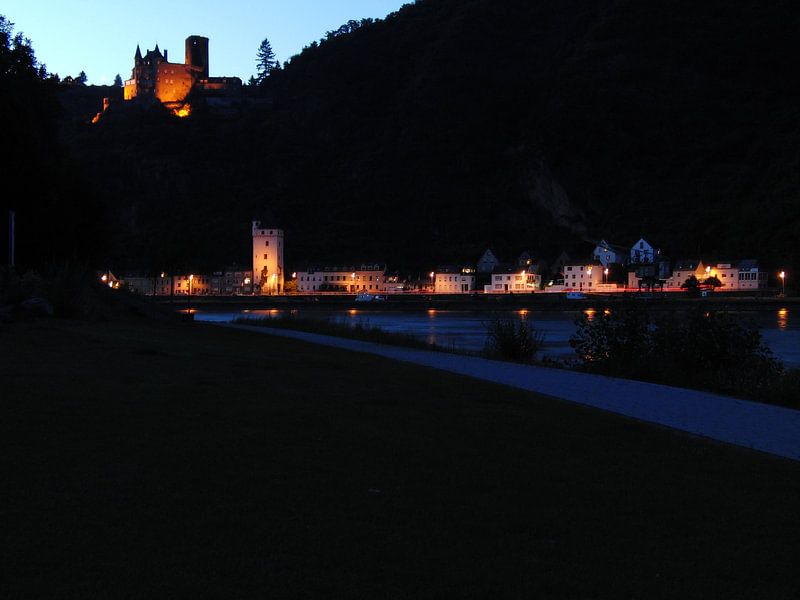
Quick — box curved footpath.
[227,324,800,461]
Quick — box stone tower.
[252,221,284,294]
[185,35,209,79]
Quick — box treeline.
[1,16,106,269]
[55,0,800,282]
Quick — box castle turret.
[134,44,142,64]
[185,35,209,79]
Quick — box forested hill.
[65,0,800,275]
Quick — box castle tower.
[252,221,284,295]
[185,35,209,79]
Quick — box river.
[192,306,800,367]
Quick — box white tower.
[252,221,284,294]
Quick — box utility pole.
[8,210,15,268]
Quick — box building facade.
[295,265,388,293]
[252,221,284,294]
[562,262,604,291]
[484,266,541,293]
[434,266,476,293]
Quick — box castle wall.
[155,63,197,103]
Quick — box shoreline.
[151,292,798,312]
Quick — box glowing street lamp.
[187,274,194,313]
[603,267,609,284]
[430,271,435,292]
[779,271,786,295]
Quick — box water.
[194,307,800,367]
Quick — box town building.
[295,264,388,293]
[592,239,629,267]
[434,266,476,293]
[562,262,605,292]
[484,265,541,293]
[476,249,500,273]
[252,221,284,295]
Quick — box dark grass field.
[2,317,799,598]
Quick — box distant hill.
[62,0,800,277]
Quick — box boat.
[355,292,386,302]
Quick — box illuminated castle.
[124,35,241,109]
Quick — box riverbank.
[3,317,799,597]
[154,291,799,312]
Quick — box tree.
[113,73,123,87]
[75,70,87,85]
[255,37,275,84]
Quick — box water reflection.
[777,308,788,331]
[194,307,800,367]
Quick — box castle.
[123,35,241,108]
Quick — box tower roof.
[135,44,142,60]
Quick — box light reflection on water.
[777,308,788,331]
[198,307,800,366]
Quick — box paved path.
[227,325,800,461]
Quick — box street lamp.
[430,271,435,292]
[604,268,609,284]
[779,271,786,295]
[188,274,194,313]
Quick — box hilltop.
[61,0,800,276]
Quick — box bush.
[484,315,544,363]
[570,304,785,401]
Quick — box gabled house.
[592,239,629,267]
[477,248,500,273]
[630,238,657,264]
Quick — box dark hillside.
[64,0,800,275]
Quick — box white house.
[562,262,605,292]
[296,264,387,293]
[252,221,284,295]
[434,266,476,293]
[733,259,769,290]
[665,260,705,289]
[630,238,657,264]
[484,266,541,293]
[593,239,629,267]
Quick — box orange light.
[348,309,358,316]
[427,309,436,316]
[172,104,191,118]
[101,274,108,282]
[779,271,785,280]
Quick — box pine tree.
[255,37,275,84]
[113,73,123,87]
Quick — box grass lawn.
[2,316,799,598]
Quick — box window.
[264,254,268,260]
[265,241,269,247]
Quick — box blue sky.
[3,0,408,84]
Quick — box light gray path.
[227,324,800,461]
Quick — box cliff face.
[65,0,800,273]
